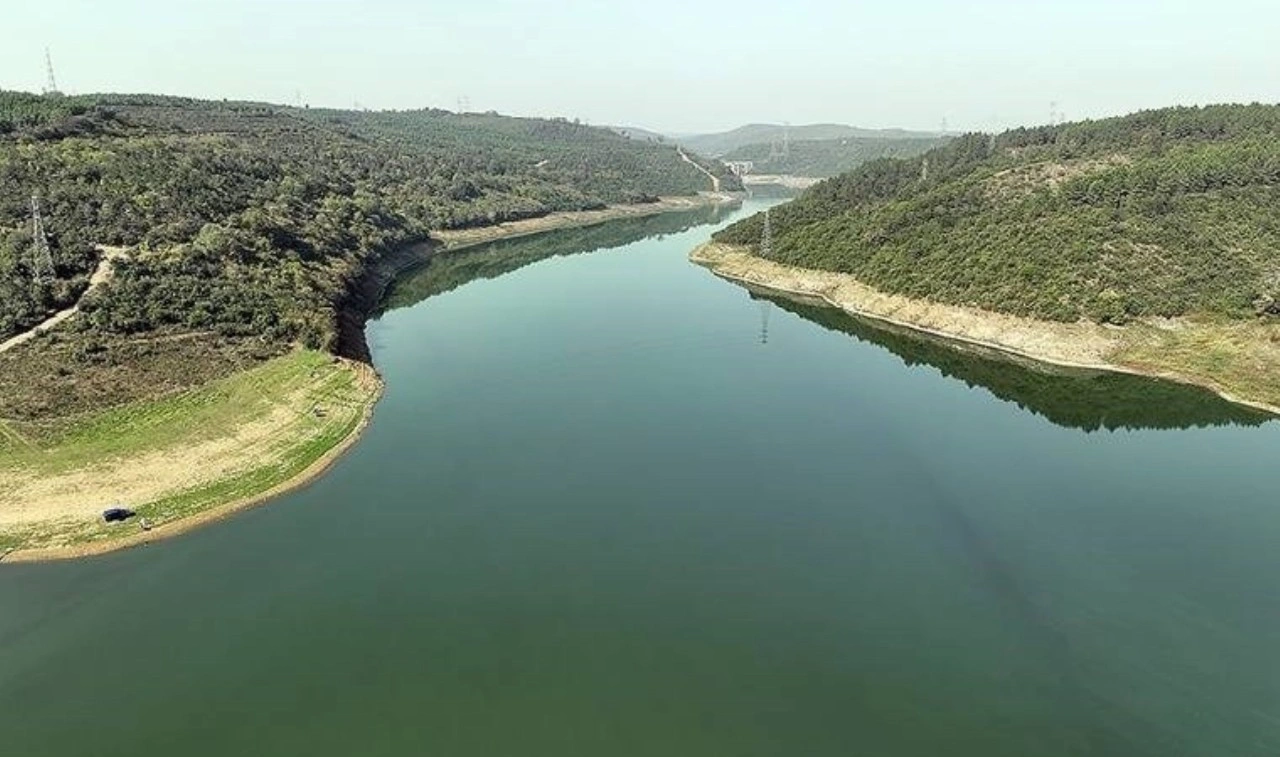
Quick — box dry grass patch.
[1113,319,1280,411]
[0,349,380,557]
[983,155,1132,199]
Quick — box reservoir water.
[2,200,1279,756]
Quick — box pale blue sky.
[3,0,1275,133]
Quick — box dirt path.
[0,247,127,355]
[678,147,722,192]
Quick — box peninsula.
[696,104,1280,414]
[0,92,741,559]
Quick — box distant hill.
[721,135,950,178]
[680,123,946,157]
[715,104,1280,324]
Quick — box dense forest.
[721,135,950,178]
[679,123,945,157]
[716,104,1280,323]
[0,91,738,348]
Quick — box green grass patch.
[0,349,379,554]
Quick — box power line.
[30,196,55,283]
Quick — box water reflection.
[757,290,1272,432]
[381,203,735,313]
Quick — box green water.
[2,201,1279,756]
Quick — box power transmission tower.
[1049,101,1065,126]
[43,48,60,95]
[759,299,771,345]
[30,196,55,283]
[760,207,774,259]
[782,121,791,157]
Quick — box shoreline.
[431,193,740,251]
[742,174,822,191]
[2,360,383,564]
[0,195,740,565]
[337,193,740,362]
[691,242,1280,418]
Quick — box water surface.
[2,200,1278,756]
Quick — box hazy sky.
[3,0,1276,134]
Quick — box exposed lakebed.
[1,200,1278,756]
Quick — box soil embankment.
[336,241,436,363]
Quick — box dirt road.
[0,247,126,355]
[678,147,722,192]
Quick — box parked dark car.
[103,507,136,523]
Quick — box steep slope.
[715,104,1280,324]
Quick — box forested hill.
[680,123,945,157]
[0,92,738,348]
[715,104,1280,323]
[720,135,949,178]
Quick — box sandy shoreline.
[1,361,382,564]
[692,242,1280,418]
[0,195,739,565]
[433,193,739,251]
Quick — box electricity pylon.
[30,196,55,283]
[43,48,60,95]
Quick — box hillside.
[715,104,1280,324]
[721,135,950,178]
[609,125,670,143]
[0,92,738,419]
[680,123,945,157]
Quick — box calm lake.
[2,200,1279,756]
